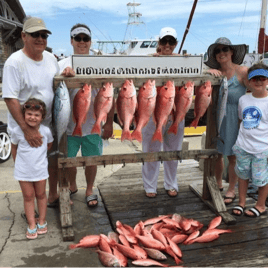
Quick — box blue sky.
[19,0,265,57]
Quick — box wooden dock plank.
[98,160,268,267]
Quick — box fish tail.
[190,118,199,129]
[91,123,101,135]
[167,123,178,135]
[121,130,132,142]
[72,125,82,136]
[131,129,142,143]
[69,244,78,249]
[152,129,163,142]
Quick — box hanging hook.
[141,158,144,165]
[159,157,163,164]
[102,160,106,168]
[122,160,126,167]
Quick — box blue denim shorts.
[233,145,268,187]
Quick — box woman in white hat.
[141,27,184,198]
[205,37,249,205]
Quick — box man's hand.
[24,125,43,147]
[61,67,75,77]
[101,123,113,140]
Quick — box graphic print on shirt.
[243,106,262,129]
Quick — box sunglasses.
[250,76,267,82]
[159,38,177,46]
[29,32,48,39]
[73,35,91,42]
[24,104,43,110]
[214,46,230,55]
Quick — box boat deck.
[98,159,268,267]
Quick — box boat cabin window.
[131,41,138,49]
[140,41,151,48]
[150,41,158,48]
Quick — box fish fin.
[72,126,82,136]
[190,118,199,129]
[121,130,132,142]
[131,130,142,143]
[167,123,178,135]
[69,244,78,249]
[91,123,101,135]
[152,129,163,142]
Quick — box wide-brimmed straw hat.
[204,37,247,69]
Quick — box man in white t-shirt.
[57,24,114,207]
[2,16,60,207]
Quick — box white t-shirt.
[235,93,268,154]
[58,56,99,136]
[11,125,54,181]
[2,50,60,134]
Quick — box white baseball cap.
[159,27,177,40]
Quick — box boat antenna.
[123,1,145,42]
[178,0,198,54]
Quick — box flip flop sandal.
[145,192,157,198]
[47,198,59,208]
[69,189,78,196]
[245,207,267,217]
[231,205,245,216]
[85,194,98,208]
[26,226,38,240]
[223,194,236,205]
[21,210,39,224]
[37,221,48,235]
[167,189,178,197]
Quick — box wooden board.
[98,160,268,267]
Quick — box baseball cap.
[71,26,91,38]
[159,27,177,40]
[23,17,51,34]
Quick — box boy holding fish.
[56,24,114,208]
[11,98,53,239]
[232,63,268,217]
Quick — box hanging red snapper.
[91,82,114,135]
[168,81,194,135]
[131,79,157,142]
[72,84,91,136]
[152,81,175,142]
[116,80,137,142]
[190,80,212,128]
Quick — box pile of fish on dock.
[69,213,232,267]
[53,79,212,144]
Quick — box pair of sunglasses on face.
[24,104,43,110]
[29,32,48,40]
[250,76,268,82]
[73,35,91,42]
[214,46,231,55]
[159,38,177,46]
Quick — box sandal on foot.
[224,194,236,205]
[167,189,178,197]
[146,192,157,198]
[37,221,48,235]
[26,226,38,240]
[47,198,59,208]
[231,205,245,216]
[69,189,78,196]
[245,207,267,217]
[85,194,98,208]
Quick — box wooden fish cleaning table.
[53,74,236,241]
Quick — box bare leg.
[224,155,237,204]
[85,165,97,206]
[245,184,268,216]
[215,154,224,189]
[19,181,36,229]
[68,167,78,192]
[232,178,248,215]
[34,180,47,225]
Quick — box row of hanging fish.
[53,79,212,145]
[68,214,232,267]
